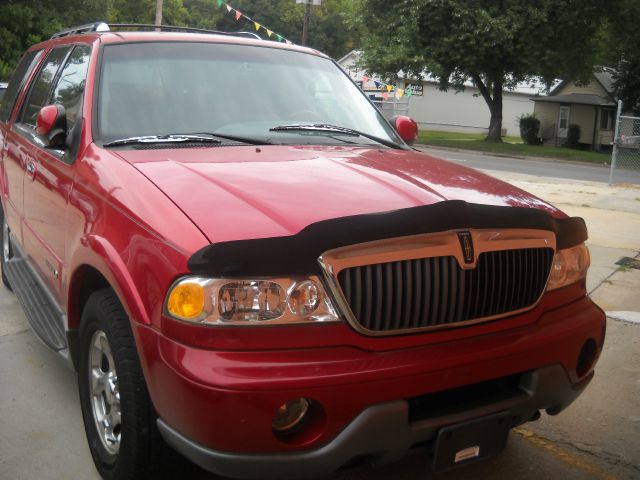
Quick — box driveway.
[1,156,639,479]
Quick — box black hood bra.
[188,200,587,277]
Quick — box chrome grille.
[336,247,554,333]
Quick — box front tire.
[78,289,169,479]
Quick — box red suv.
[0,22,604,480]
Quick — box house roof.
[531,93,616,107]
[593,70,615,94]
[549,69,615,96]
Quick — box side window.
[50,45,92,131]
[0,50,44,123]
[19,46,71,127]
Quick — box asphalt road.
[416,146,640,185]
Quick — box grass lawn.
[417,130,611,165]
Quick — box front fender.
[67,235,151,330]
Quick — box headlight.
[164,275,340,326]
[546,244,590,291]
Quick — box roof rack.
[50,22,261,40]
[51,22,110,39]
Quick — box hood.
[115,146,562,244]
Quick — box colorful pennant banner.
[216,1,293,44]
[351,70,416,100]
[216,0,412,100]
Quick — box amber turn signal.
[166,282,205,319]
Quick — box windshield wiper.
[104,132,271,147]
[194,132,272,145]
[103,134,223,147]
[268,123,403,149]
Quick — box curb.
[415,144,611,169]
[607,311,640,324]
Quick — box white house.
[337,50,544,137]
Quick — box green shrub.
[518,114,541,145]
[567,124,581,148]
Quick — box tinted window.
[98,42,399,146]
[0,50,43,123]
[50,45,91,130]
[20,46,71,127]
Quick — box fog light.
[272,398,311,433]
[576,338,597,377]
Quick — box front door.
[14,43,92,304]
[557,106,570,139]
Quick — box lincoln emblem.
[457,231,474,264]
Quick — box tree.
[193,0,361,59]
[612,57,640,114]
[597,0,640,113]
[359,0,610,142]
[0,0,362,80]
[0,0,110,80]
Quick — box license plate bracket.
[432,411,511,472]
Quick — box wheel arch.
[67,236,153,370]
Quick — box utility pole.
[155,0,163,30]
[297,0,320,46]
[301,2,311,46]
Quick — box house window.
[559,109,569,129]
[600,109,615,131]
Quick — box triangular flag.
[255,22,261,31]
[217,0,223,6]
[277,34,283,42]
[226,4,232,12]
[382,92,390,100]
[386,85,393,92]
[266,29,272,37]
[395,88,404,99]
[405,88,413,97]
[374,81,381,88]
[235,10,242,20]
[362,75,369,83]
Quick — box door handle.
[26,161,36,180]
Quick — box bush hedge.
[518,114,541,145]
[567,124,581,148]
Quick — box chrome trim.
[2,218,10,262]
[318,228,556,337]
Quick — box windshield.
[97,42,401,147]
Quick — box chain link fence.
[609,100,640,184]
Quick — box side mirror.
[390,115,418,145]
[36,105,67,148]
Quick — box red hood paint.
[114,146,563,244]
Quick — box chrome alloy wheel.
[89,330,121,455]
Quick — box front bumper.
[157,365,591,479]
[136,293,604,477]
